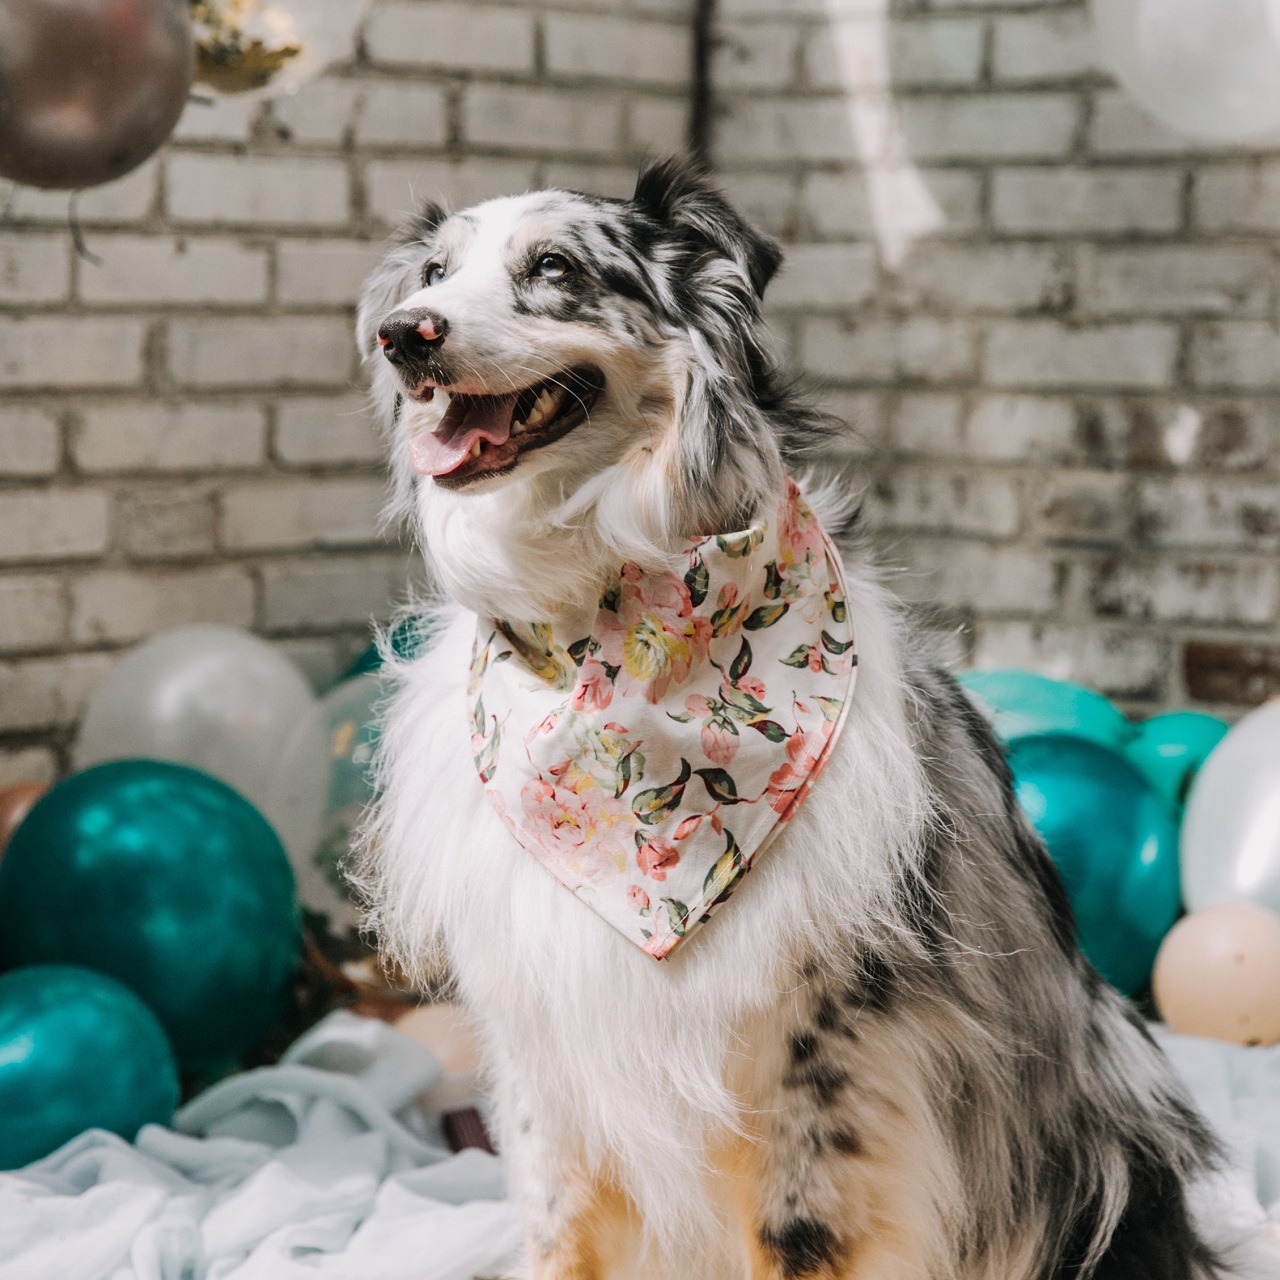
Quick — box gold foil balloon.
[0,0,193,190]
[1153,903,1280,1046]
[192,0,370,98]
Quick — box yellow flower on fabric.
[624,613,691,684]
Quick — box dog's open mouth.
[408,367,604,487]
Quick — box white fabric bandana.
[468,478,858,959]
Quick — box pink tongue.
[410,392,520,477]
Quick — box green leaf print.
[631,759,692,823]
[660,898,690,936]
[694,767,743,804]
[780,644,814,669]
[684,557,709,607]
[729,638,753,683]
[749,719,788,742]
[821,630,853,655]
[743,602,789,631]
[762,561,783,601]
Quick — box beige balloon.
[1153,903,1280,1046]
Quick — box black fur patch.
[784,1058,850,1108]
[844,945,896,1015]
[760,1219,841,1277]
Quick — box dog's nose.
[377,308,449,366]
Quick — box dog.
[354,158,1226,1279]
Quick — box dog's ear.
[632,157,783,299]
[355,200,448,359]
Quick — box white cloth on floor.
[0,1011,519,1280]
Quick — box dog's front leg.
[492,1065,639,1280]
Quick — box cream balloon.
[1181,700,1280,915]
[1091,0,1280,143]
[75,626,317,819]
[1153,903,1280,1045]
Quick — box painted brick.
[167,154,349,227]
[220,478,386,551]
[803,167,981,237]
[1088,90,1270,158]
[816,389,882,451]
[0,491,109,563]
[768,243,877,309]
[465,85,623,154]
[0,748,57,788]
[275,395,382,466]
[1185,641,1280,706]
[992,10,1096,82]
[172,92,258,142]
[716,99,858,163]
[0,410,60,476]
[890,393,964,456]
[966,396,1077,464]
[118,488,216,561]
[1121,401,1279,474]
[628,97,690,152]
[895,93,1078,162]
[802,316,977,383]
[6,161,156,224]
[270,80,362,146]
[1196,163,1280,233]
[972,622,1165,699]
[261,555,410,629]
[356,83,451,149]
[0,653,115,732]
[545,14,692,86]
[167,317,353,388]
[366,2,535,73]
[365,158,540,225]
[78,236,269,305]
[806,17,984,90]
[992,167,1182,234]
[0,576,66,653]
[0,234,70,303]
[1191,324,1280,391]
[71,567,256,644]
[714,21,800,90]
[890,243,1070,313]
[74,404,266,473]
[542,164,642,200]
[717,169,800,238]
[1136,478,1280,551]
[1078,247,1271,318]
[870,466,1021,537]
[985,321,1178,390]
[899,541,1060,615]
[276,240,382,307]
[1028,471,1129,543]
[1093,559,1280,627]
[0,318,145,390]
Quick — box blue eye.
[535,253,571,281]
[425,262,446,286]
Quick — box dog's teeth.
[511,419,525,436]
[469,440,482,459]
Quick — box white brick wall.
[0,0,694,771]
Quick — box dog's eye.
[424,262,446,286]
[534,253,571,281]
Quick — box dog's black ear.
[398,200,448,248]
[633,157,783,298]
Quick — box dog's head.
[359,158,820,616]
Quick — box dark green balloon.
[1008,734,1181,997]
[0,761,301,1072]
[0,965,178,1170]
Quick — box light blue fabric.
[0,1011,519,1280]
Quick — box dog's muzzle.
[377,308,449,375]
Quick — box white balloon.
[1091,0,1280,143]
[263,673,384,942]
[75,625,317,818]
[1181,700,1280,915]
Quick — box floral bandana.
[468,478,857,959]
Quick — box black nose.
[377,308,449,367]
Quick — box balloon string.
[67,193,102,266]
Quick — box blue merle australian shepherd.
[355,158,1238,1279]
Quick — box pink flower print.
[569,658,614,713]
[644,933,676,960]
[777,482,826,571]
[627,885,650,911]
[701,718,739,766]
[637,837,680,881]
[737,675,767,701]
[673,814,702,840]
[685,693,713,718]
[765,700,836,819]
[520,777,634,875]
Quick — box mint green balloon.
[1126,711,1229,811]
[0,965,178,1170]
[957,669,1134,751]
[1008,734,1181,996]
[0,761,301,1073]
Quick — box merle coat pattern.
[355,158,1228,1279]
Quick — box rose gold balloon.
[0,0,193,190]
[0,782,47,858]
[1153,903,1280,1046]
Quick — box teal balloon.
[1008,734,1181,996]
[337,616,435,685]
[0,965,178,1170]
[0,761,301,1073]
[957,669,1134,751]
[1126,711,1229,811]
